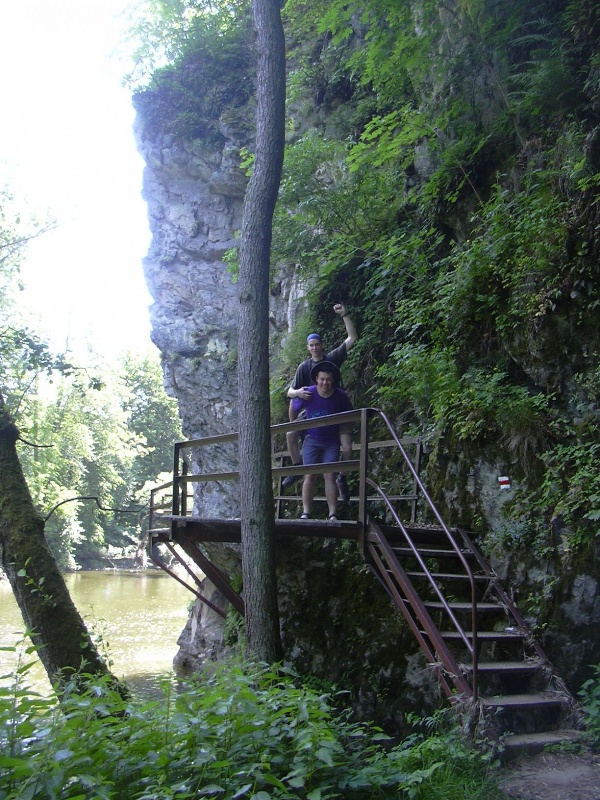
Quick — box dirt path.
[498,750,600,800]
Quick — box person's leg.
[322,441,341,518]
[302,474,317,517]
[287,399,296,424]
[324,472,338,518]
[286,430,302,464]
[282,401,303,489]
[339,428,352,461]
[299,435,320,517]
[336,427,352,502]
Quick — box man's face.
[307,337,324,360]
[315,371,335,396]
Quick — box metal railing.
[149,409,422,529]
[364,410,480,697]
[148,407,479,697]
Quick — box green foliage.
[527,368,600,537]
[378,351,551,464]
[118,352,183,493]
[483,516,557,565]
[124,0,252,87]
[131,0,254,143]
[273,132,398,278]
[16,353,181,569]
[435,178,572,349]
[495,363,600,556]
[275,0,600,560]
[578,663,600,743]
[0,658,502,800]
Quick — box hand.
[333,303,346,316]
[296,387,312,400]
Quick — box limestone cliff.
[134,117,302,505]
[134,124,243,514]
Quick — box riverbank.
[0,570,190,694]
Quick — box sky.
[0,0,156,362]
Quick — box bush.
[0,656,503,800]
[578,663,600,744]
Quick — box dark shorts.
[302,435,340,467]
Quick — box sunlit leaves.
[123,0,252,88]
[129,0,254,144]
[16,354,181,569]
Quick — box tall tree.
[237,0,286,661]
[0,391,121,695]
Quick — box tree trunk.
[0,394,121,695]
[237,0,286,661]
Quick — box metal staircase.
[365,517,582,757]
[148,407,583,758]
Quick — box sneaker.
[336,474,350,503]
[282,471,302,489]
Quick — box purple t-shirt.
[292,386,353,444]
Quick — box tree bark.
[0,393,121,695]
[237,0,286,661]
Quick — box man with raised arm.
[282,303,357,500]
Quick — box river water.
[0,570,191,696]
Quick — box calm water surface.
[0,570,191,695]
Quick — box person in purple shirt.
[291,361,353,521]
[282,303,357,501]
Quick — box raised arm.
[333,303,358,352]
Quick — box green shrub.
[578,663,600,745]
[0,656,503,800]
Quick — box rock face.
[135,120,306,515]
[135,124,246,518]
[134,114,249,669]
[134,113,308,670]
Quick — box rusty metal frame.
[365,411,481,698]
[366,523,459,699]
[148,539,227,618]
[148,406,482,699]
[175,534,244,616]
[367,518,472,697]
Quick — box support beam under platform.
[149,516,363,615]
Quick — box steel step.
[368,518,580,750]
[407,571,489,582]
[435,630,524,641]
[501,729,584,759]
[380,526,466,547]
[391,546,475,558]
[481,693,567,709]
[423,601,503,612]
[461,660,543,674]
